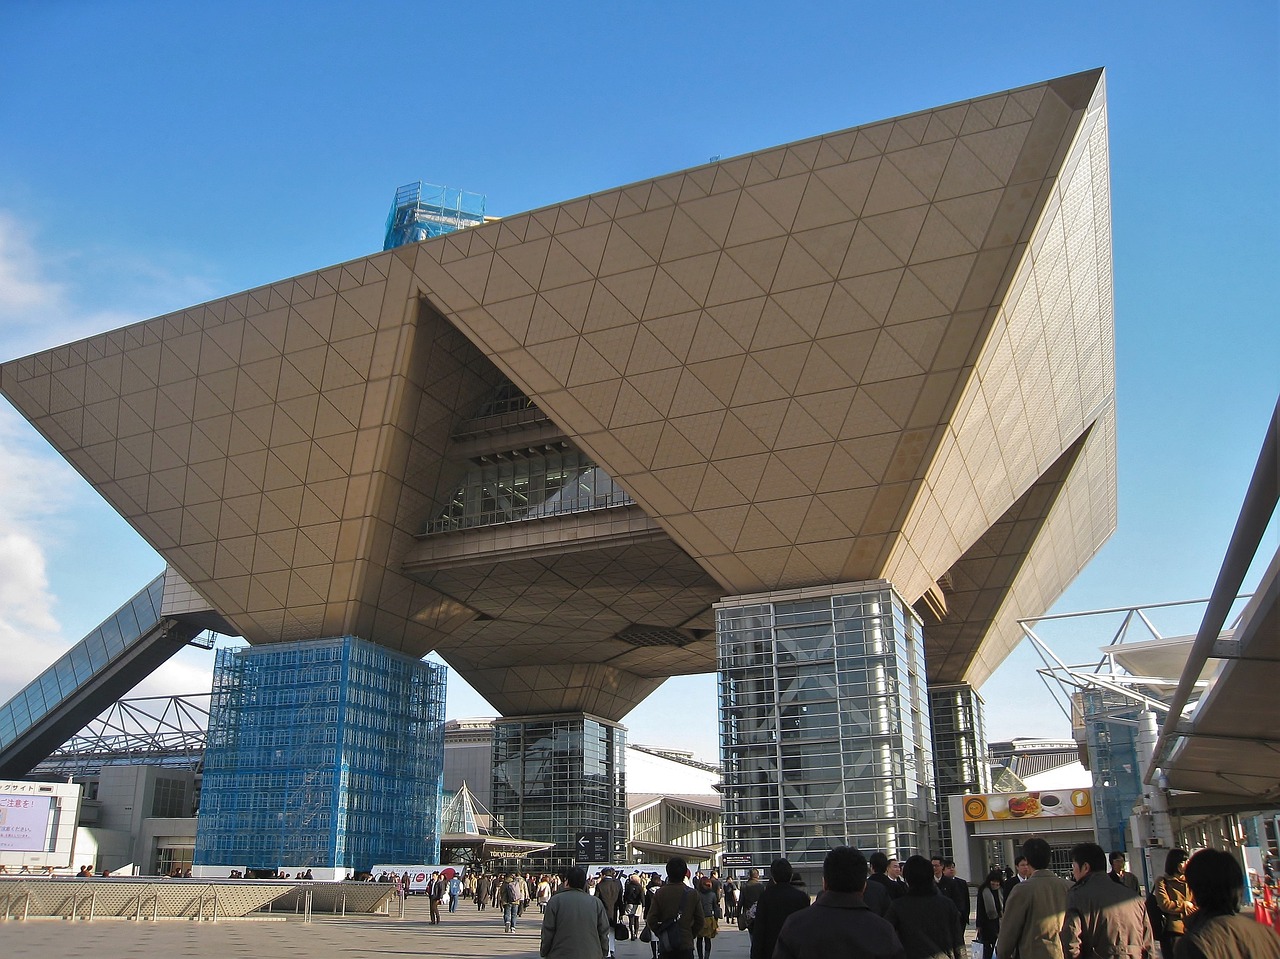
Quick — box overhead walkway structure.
[0,572,217,779]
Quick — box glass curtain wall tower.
[928,683,991,859]
[717,582,936,884]
[491,714,626,870]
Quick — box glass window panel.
[115,600,142,647]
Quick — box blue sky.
[0,1,1276,761]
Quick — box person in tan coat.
[997,838,1071,959]
[1154,849,1195,958]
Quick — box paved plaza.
[1,894,757,959]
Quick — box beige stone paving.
[0,895,754,959]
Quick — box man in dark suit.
[737,868,766,936]
[1108,851,1141,894]
[939,859,971,928]
[867,852,907,902]
[1002,855,1030,903]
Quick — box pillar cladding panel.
[0,254,495,652]
[885,74,1116,606]
[464,663,666,722]
[959,400,1117,688]
[428,70,1114,599]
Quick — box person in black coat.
[748,858,810,959]
[938,859,970,927]
[886,855,964,959]
[867,852,908,902]
[772,847,905,959]
[974,869,1004,959]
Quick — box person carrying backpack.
[624,872,646,939]
[501,872,521,933]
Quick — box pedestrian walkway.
[1,892,755,959]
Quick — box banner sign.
[962,788,1092,822]
[0,794,53,852]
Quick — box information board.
[0,794,53,852]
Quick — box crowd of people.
[531,840,1279,959]
[9,841,1277,956]
[984,839,1280,959]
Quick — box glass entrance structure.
[717,582,936,882]
[194,636,446,872]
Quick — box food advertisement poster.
[962,788,1092,822]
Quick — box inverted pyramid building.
[1,70,1116,726]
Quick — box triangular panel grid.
[0,71,1116,716]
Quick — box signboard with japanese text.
[0,793,53,852]
[575,830,610,863]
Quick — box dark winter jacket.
[748,880,809,959]
[886,890,964,959]
[775,891,906,959]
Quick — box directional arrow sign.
[574,829,610,863]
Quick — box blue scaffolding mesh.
[1081,688,1142,855]
[195,636,445,871]
[383,181,486,250]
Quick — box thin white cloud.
[0,209,216,708]
[0,531,63,697]
[132,648,219,700]
[0,211,63,316]
[0,208,217,359]
[0,409,78,702]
